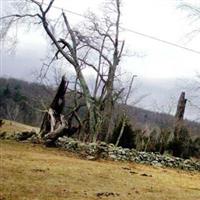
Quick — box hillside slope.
[0,141,200,200]
[0,119,39,134]
[0,77,199,136]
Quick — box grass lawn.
[0,140,200,200]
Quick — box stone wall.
[56,136,200,171]
[1,131,200,171]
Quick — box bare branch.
[62,12,77,59]
[44,0,55,15]
[124,75,137,104]
[78,58,106,84]
[0,14,40,20]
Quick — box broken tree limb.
[50,75,68,116]
[40,75,68,143]
[115,114,127,147]
[43,114,67,146]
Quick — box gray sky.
[0,0,200,121]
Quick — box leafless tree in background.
[178,76,200,122]
[0,0,134,142]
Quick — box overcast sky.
[0,0,200,121]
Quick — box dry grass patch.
[0,120,39,135]
[0,140,200,200]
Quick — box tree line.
[0,77,199,158]
[0,0,199,158]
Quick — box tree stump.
[174,91,187,139]
[172,92,190,158]
[40,76,68,146]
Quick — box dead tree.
[172,91,191,158]
[174,91,187,139]
[40,75,69,146]
[0,0,133,143]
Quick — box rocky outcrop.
[56,136,200,171]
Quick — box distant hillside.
[0,77,199,137]
[119,105,200,137]
[0,78,54,126]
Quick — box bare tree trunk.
[174,91,187,139]
[103,0,123,142]
[115,114,126,146]
[40,75,68,145]
[1,0,125,143]
[42,12,96,140]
